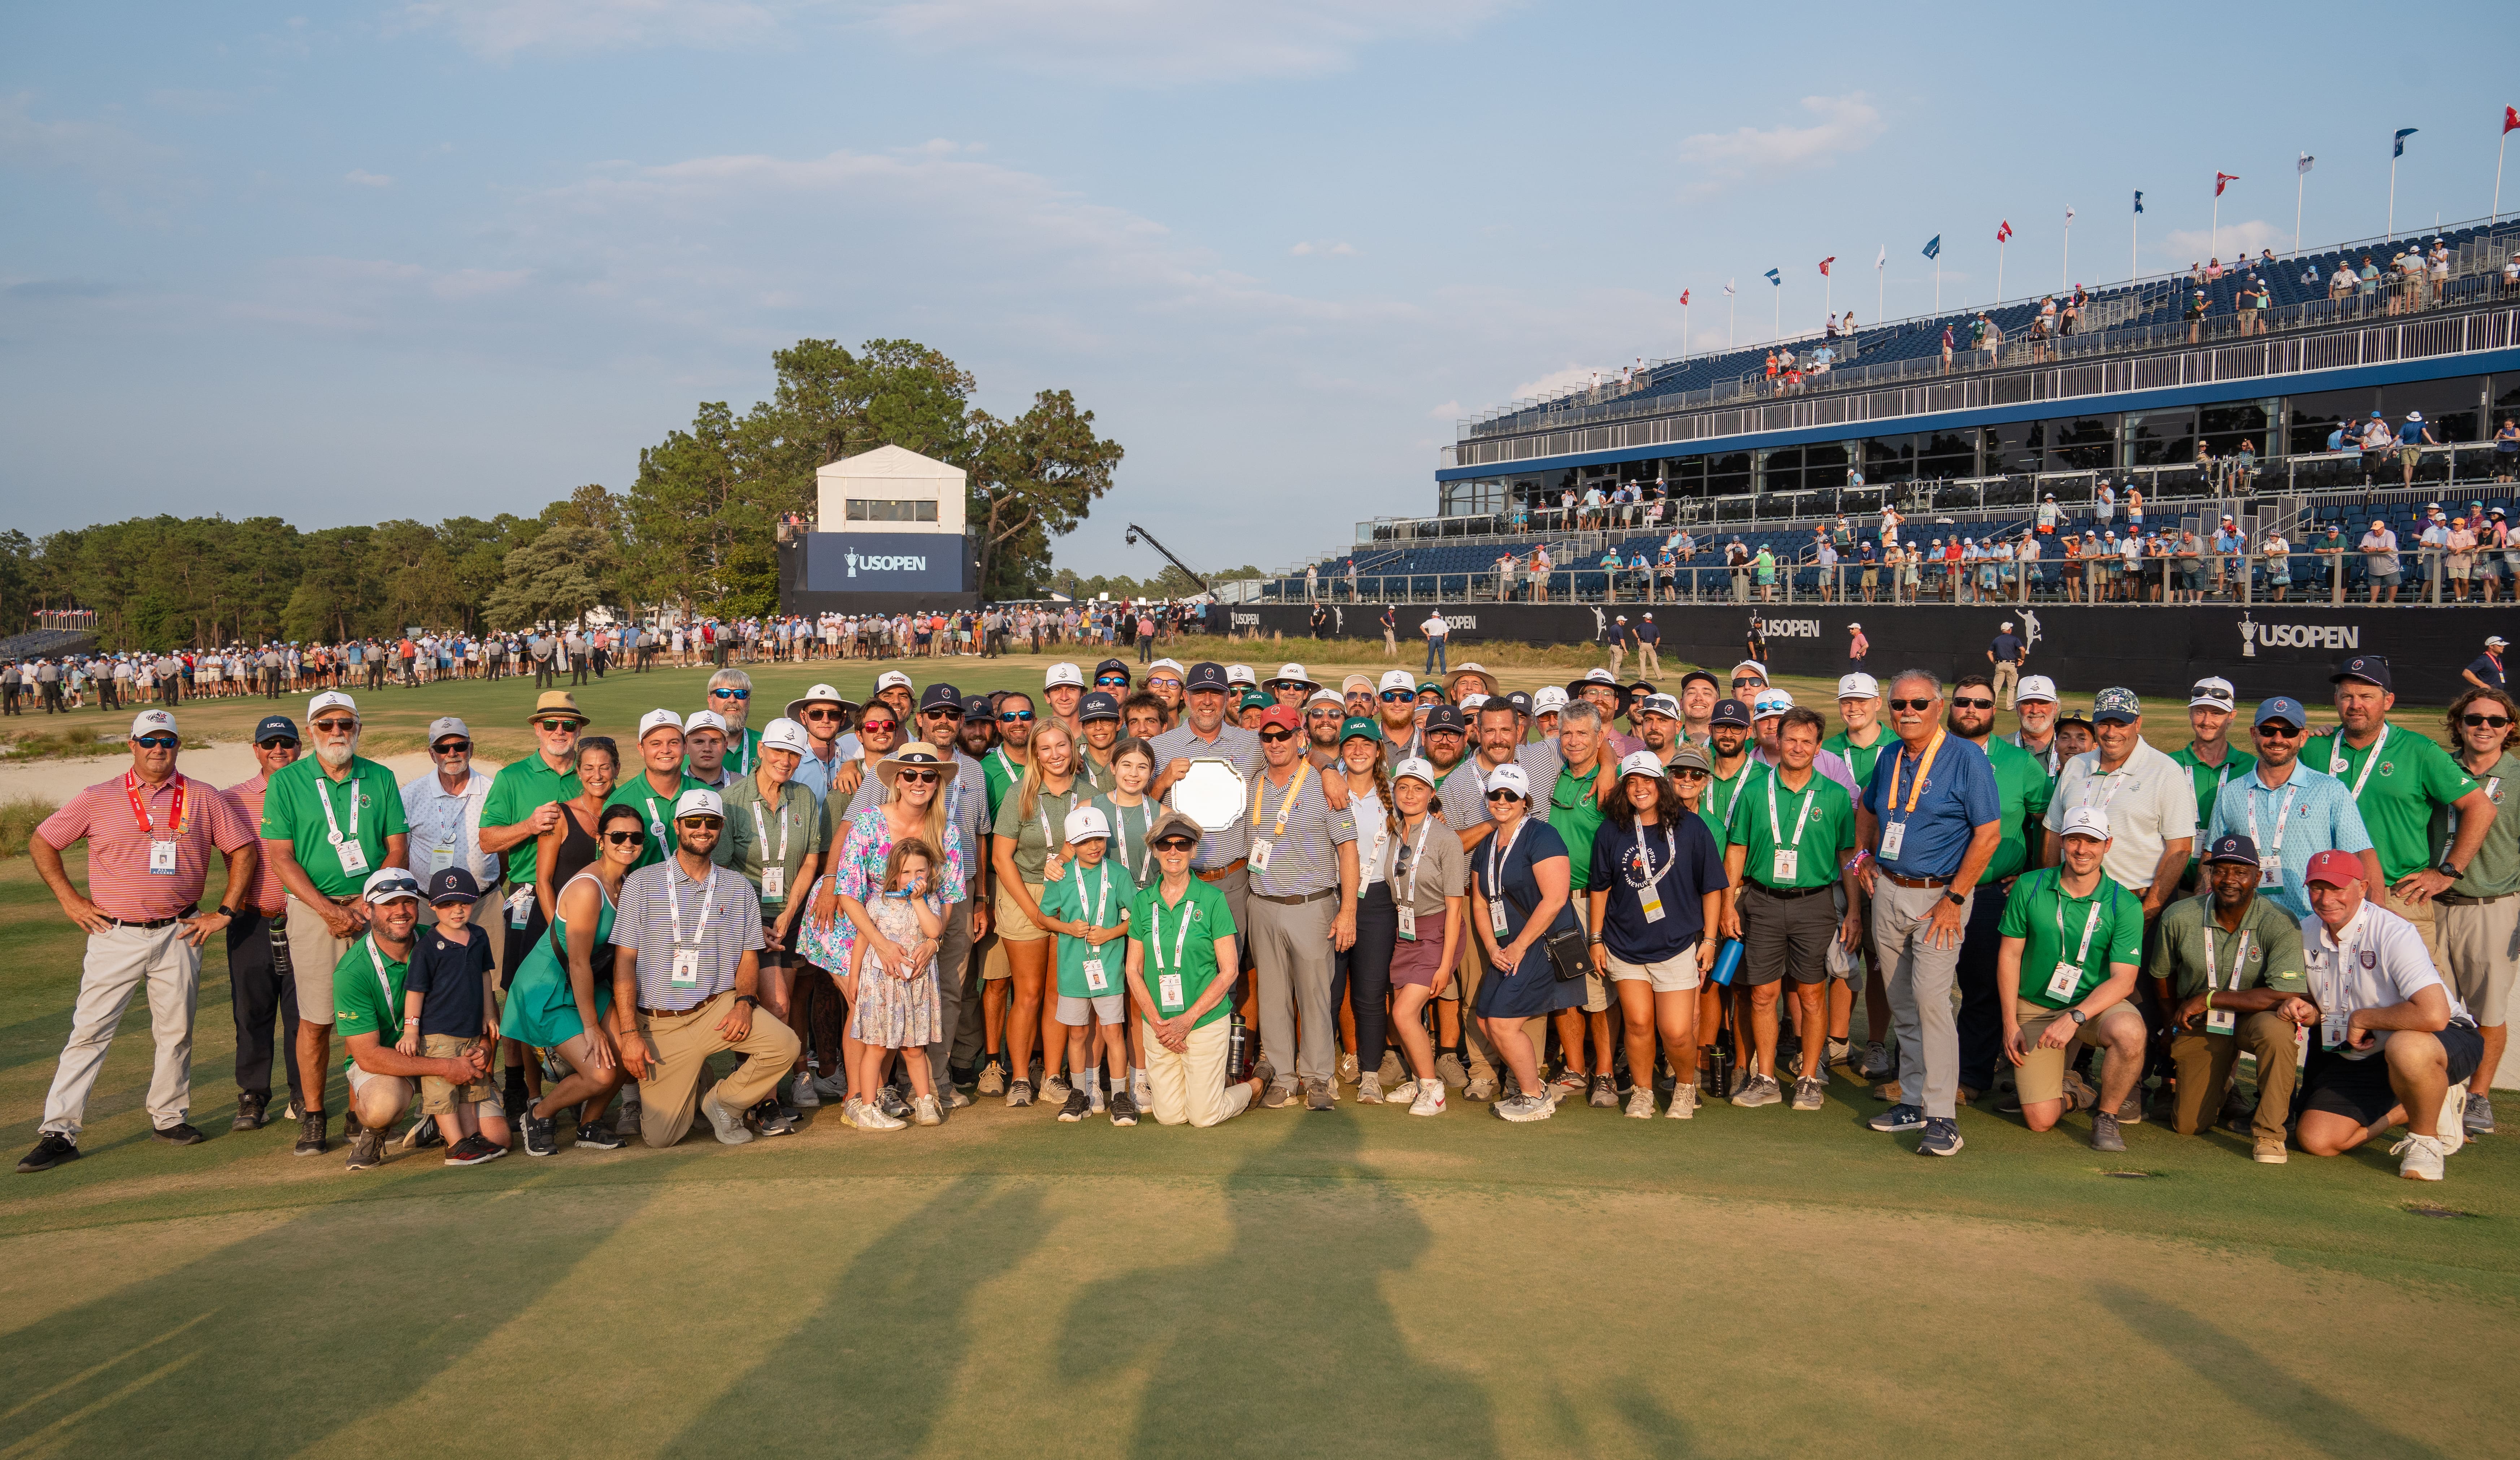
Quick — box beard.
[316,735,358,770]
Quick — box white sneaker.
[1356,1072,1384,1104]
[1408,1082,1447,1116]
[2436,1087,2468,1156]
[1387,1078,1419,1105]
[1130,1071,1151,1106]
[1089,1079,1108,1114]
[2393,1132,2448,1181]
[699,1090,754,1146]
[1338,1052,1359,1084]
[1042,1074,1072,1104]
[791,1071,821,1108]
[1665,1084,1699,1120]
[1624,1087,1657,1119]
[856,1101,907,1132]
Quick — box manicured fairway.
[2,650,2508,1457]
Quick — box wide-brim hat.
[1442,662,1495,698]
[874,745,949,789]
[528,690,587,725]
[786,683,861,722]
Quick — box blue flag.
[1921,235,1941,260]
[2133,190,2144,214]
[1764,268,1781,286]
[2394,127,2417,157]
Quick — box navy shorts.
[2301,1022,2484,1129]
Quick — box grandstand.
[1245,212,2520,609]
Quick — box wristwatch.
[2068,1007,2087,1025]
[1942,889,1966,907]
[214,905,236,919]
[2436,859,2464,880]
[734,994,759,1010]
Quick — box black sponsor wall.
[1223,602,2516,705]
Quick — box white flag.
[1723,280,1735,296]
[2298,152,2315,174]
[2064,206,2076,222]
[1874,244,1886,268]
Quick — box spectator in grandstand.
[2185,290,2209,343]
[2448,517,2480,602]
[2398,412,2439,488]
[2262,528,2292,601]
[2360,520,2402,604]
[2330,261,2358,301]
[1939,323,1954,371]
[1529,544,1552,602]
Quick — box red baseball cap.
[2302,849,2364,887]
[1255,705,1302,733]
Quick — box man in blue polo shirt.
[1853,668,2002,1156]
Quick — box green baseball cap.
[1238,690,1273,711]
[1339,715,1383,744]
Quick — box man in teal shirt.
[604,710,716,872]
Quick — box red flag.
[2215,171,2238,196]
[1817,256,1835,276]
[1996,220,2012,243]
[1678,289,1690,305]
[2505,105,2519,135]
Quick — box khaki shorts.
[345,1062,412,1108]
[419,1034,501,1114]
[2013,1000,2128,1104]
[995,881,1049,943]
[1608,944,1703,994]
[284,893,361,1029]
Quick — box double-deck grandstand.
[1246,213,2520,609]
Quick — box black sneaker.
[1108,1091,1139,1127]
[151,1121,208,1146]
[1057,1088,1092,1122]
[574,1121,626,1151]
[521,1110,558,1157]
[878,1087,913,1122]
[751,1105,797,1137]
[409,1115,446,1150]
[293,1110,329,1156]
[232,1093,268,1133]
[343,1108,364,1139]
[16,1133,78,1173]
[343,1128,386,1171]
[444,1134,507,1167]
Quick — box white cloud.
[401,0,785,60]
[1427,399,1459,419]
[1509,364,1614,402]
[1290,240,1355,256]
[863,0,1515,85]
[2159,219,2287,265]
[346,169,395,187]
[1676,93,1883,197]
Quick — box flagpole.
[1996,239,2005,306]
[2131,206,2139,283]
[1935,258,1941,313]
[1876,251,1885,322]
[2389,152,2398,240]
[2061,213,2071,292]
[2498,128,2510,225]
[2210,189,2219,262]
[1728,287,1735,347]
[2295,167,2305,255]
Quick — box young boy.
[399,868,510,1165]
[1036,806,1137,1126]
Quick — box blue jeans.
[1138,636,1153,663]
[1425,638,1448,674]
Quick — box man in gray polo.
[1239,705,1360,1109]
[608,788,798,1147]
[1150,661,1268,991]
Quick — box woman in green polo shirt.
[1997,809,2148,1151]
[1126,814,1267,1127]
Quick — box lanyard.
[1886,730,1945,819]
[1765,767,1818,849]
[364,935,396,1021]
[1624,820,1679,889]
[1251,761,1311,838]
[1148,886,1198,972]
[123,771,185,837]
[1082,860,1117,929]
[1109,798,1148,880]
[2243,777,2294,860]
[316,767,360,846]
[2080,759,2136,813]
[2192,748,2241,792]
[1485,816,1526,902]
[2051,872,2110,966]
[1396,816,1435,904]
[2201,921,2252,992]
[990,748,1023,787]
[663,865,719,947]
[729,731,750,777]
[750,785,791,869]
[2329,724,2387,801]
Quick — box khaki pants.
[1638,644,1661,675]
[2438,896,2519,1028]
[2168,1012,2300,1142]
[2381,885,2443,974]
[1991,662,2020,709]
[1144,1016,1253,1127]
[284,892,361,1028]
[1246,892,1338,1084]
[40,923,201,1137]
[624,990,800,1147]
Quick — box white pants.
[1144,1017,1252,1128]
[41,923,201,1137]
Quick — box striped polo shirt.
[220,771,290,914]
[1444,746,1566,832]
[1244,761,1357,898]
[40,770,257,922]
[610,856,765,1011]
[1151,721,1264,872]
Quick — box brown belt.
[1881,873,1951,889]
[2436,892,2507,906]
[1195,859,1248,882]
[1251,886,1337,907]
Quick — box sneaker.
[1624,1086,1656,1119]
[1730,1073,1783,1108]
[1861,1040,1892,1079]
[15,1134,78,1173]
[812,1070,851,1100]
[1005,1079,1034,1109]
[1377,1051,1405,1085]
[1263,1080,1296,1110]
[2090,1112,2126,1152]
[1088,1078,1108,1114]
[343,1128,386,1171]
[1493,1093,1555,1123]
[1388,1077,1419,1104]
[1436,1052,1469,1089]
[231,1093,268,1133]
[407,1115,445,1150]
[945,1085,973,1111]
[1776,1033,1803,1069]
[1463,1077,1498,1103]
[2392,1132,2447,1181]
[1252,1058,1278,1103]
[2060,1071,2099,1112]
[1042,1074,1073,1105]
[1826,1037,1851,1068]
[1338,1052,1360,1084]
[1302,1077,1331,1111]
[854,1100,906,1131]
[2116,1086,2146,1125]
[444,1134,507,1167]
[574,1121,625,1151]
[2464,1090,2495,1137]
[1550,1067,1587,1095]
[2436,1088,2468,1156]
[151,1121,208,1146]
[1665,1084,1698,1120]
[876,1087,912,1123]
[293,1110,329,1156]
[1917,1116,1964,1156]
[521,1109,558,1156]
[839,1098,865,1129]
[751,1104,797,1137]
[912,1094,945,1127]
[791,1072,821,1108]
[1130,1069,1151,1106]
[1791,1077,1826,1112]
[1589,1075,1620,1110]
[1868,1103,1926,1133]
[699,1090,755,1145]
[1408,1082,1447,1116]
[1108,1091,1138,1127]
[1058,1089,1092,1123]
[2252,1138,2289,1164]
[1356,1072,1385,1105]
[977,1061,1008,1097]
[282,1093,305,1123]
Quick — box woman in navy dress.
[1470,763,1584,1122]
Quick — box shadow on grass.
[1061,1111,1499,1459]
[2095,1282,2449,1460]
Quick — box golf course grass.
[2,649,2511,1457]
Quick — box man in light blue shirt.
[2205,697,2381,921]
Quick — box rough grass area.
[0,797,55,859]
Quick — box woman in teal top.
[501,802,639,1153]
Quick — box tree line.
[3,338,1125,651]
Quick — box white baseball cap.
[673,788,726,820]
[1044,662,1085,690]
[1226,663,1257,687]
[2016,675,2059,705]
[1063,805,1111,842]
[129,708,178,738]
[874,670,913,693]
[1731,660,1767,681]
[1392,756,1439,788]
[1483,764,1532,800]
[308,690,359,722]
[2188,676,2237,711]
[1378,668,1417,694]
[760,717,811,755]
[1617,750,1668,779]
[1149,658,1186,677]
[2057,806,2112,840]
[1837,672,1880,700]
[1306,687,1344,710]
[426,716,470,745]
[361,867,423,905]
[638,708,685,741]
[682,710,727,736]
[1457,692,1490,712]
[1751,689,1795,719]
[1636,692,1682,720]
[1531,686,1569,715]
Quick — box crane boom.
[1122,523,1209,594]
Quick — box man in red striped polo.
[20,709,260,1173]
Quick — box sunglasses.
[1095,676,1130,687]
[2255,723,2304,738]
[709,688,750,700]
[1154,837,1198,851]
[602,829,646,847]
[1000,710,1036,723]
[536,719,581,733]
[1380,690,1414,702]
[310,718,357,733]
[431,741,472,756]
[1258,729,1295,743]
[133,734,179,749]
[1485,788,1524,802]
[257,738,300,750]
[2462,713,2513,728]
[675,816,723,828]
[895,769,941,785]
[1730,679,1760,689]
[1951,697,1995,710]
[920,707,964,721]
[1674,768,1709,780]
[803,709,845,722]
[1886,698,1936,711]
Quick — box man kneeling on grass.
[1997,807,2148,1152]
[2155,835,2313,1164]
[333,870,500,1172]
[2293,850,2484,1182]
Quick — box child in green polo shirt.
[1038,806,1135,1126]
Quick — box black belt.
[105,907,198,930]
[1251,887,1338,906]
[1746,882,1833,901]
[2436,893,2508,906]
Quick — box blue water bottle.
[1711,938,1744,987]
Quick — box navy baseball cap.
[1186,662,1230,693]
[960,694,994,721]
[1710,698,1753,728]
[2254,696,2308,729]
[253,715,299,744]
[2203,834,2260,867]
[1422,705,1467,734]
[918,683,964,713]
[1079,690,1121,723]
[426,867,483,904]
[1093,657,1132,684]
[1503,690,1534,717]
[2330,654,2391,691]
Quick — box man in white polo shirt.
[2293,850,2483,1180]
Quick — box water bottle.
[1228,1012,1251,1080]
[1711,938,1744,987]
[1709,1043,1735,1099]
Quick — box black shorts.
[2301,1023,2484,1128]
[1737,883,1836,987]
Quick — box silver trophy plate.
[1171,757,1249,832]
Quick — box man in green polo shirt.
[982,691,1034,824]
[262,690,410,1157]
[331,868,491,1171]
[2169,677,2255,888]
[1951,672,2056,1103]
[2156,833,2312,1163]
[1999,807,2147,1150]
[605,710,715,872]
[1722,707,1859,1111]
[480,689,587,930]
[2305,655,2494,972]
[1125,811,1269,1127]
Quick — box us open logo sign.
[844,549,930,579]
[2236,613,2360,659]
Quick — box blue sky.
[3,2,2509,578]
